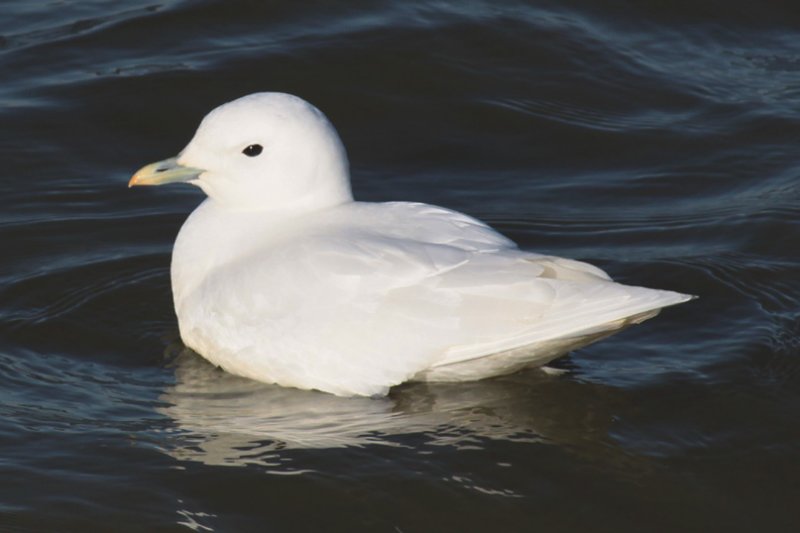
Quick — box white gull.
[130,92,693,397]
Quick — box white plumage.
[130,92,693,397]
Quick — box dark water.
[2,0,799,530]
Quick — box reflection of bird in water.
[159,347,658,477]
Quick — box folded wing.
[178,202,691,396]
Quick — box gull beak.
[128,157,204,188]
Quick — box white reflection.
[159,348,616,468]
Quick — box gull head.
[130,92,353,211]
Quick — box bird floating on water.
[130,92,693,397]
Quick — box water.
[2,0,799,530]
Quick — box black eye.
[242,144,263,157]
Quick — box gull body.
[131,92,692,397]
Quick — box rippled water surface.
[2,1,800,531]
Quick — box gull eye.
[242,144,263,157]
